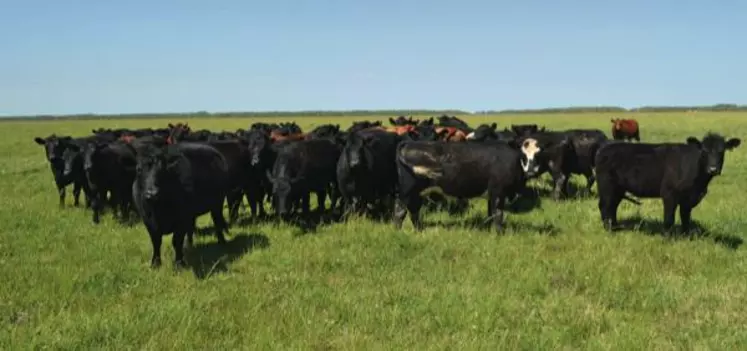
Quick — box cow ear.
[610,119,615,123]
[389,118,396,125]
[540,127,546,132]
[726,138,741,150]
[34,137,45,145]
[168,123,174,128]
[686,137,701,147]
[490,123,497,130]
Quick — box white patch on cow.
[521,138,541,172]
[466,132,475,140]
[412,165,441,178]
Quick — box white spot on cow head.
[521,138,541,175]
[466,132,475,140]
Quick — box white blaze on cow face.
[465,132,476,140]
[521,138,541,175]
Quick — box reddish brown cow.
[434,126,467,142]
[611,118,640,142]
[270,130,306,142]
[383,125,417,136]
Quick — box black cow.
[132,143,231,268]
[77,140,137,224]
[337,129,400,217]
[466,123,517,143]
[306,124,341,140]
[595,133,740,234]
[348,120,382,133]
[518,129,608,199]
[389,116,419,126]
[34,135,87,207]
[267,139,342,217]
[511,124,546,136]
[436,115,472,132]
[201,140,253,223]
[244,129,278,217]
[394,141,527,232]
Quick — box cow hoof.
[150,260,162,269]
[174,260,188,270]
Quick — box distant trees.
[3,104,747,121]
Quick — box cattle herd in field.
[33,115,741,268]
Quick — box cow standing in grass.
[133,142,231,268]
[611,118,640,142]
[595,133,740,234]
[394,141,527,232]
[34,135,92,207]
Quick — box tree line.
[2,104,747,121]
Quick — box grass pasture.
[2,112,747,349]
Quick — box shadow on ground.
[424,213,560,235]
[615,216,743,250]
[187,233,270,279]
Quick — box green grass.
[2,112,747,349]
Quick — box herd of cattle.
[33,115,741,268]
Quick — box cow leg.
[598,187,622,232]
[301,193,311,215]
[634,132,640,142]
[489,192,507,233]
[58,186,66,207]
[148,230,163,268]
[584,171,596,196]
[91,190,103,224]
[316,189,327,215]
[119,186,132,223]
[329,185,340,214]
[210,209,229,244]
[109,190,120,220]
[172,231,187,268]
[551,171,568,200]
[662,195,678,236]
[72,182,82,207]
[679,200,693,236]
[226,190,243,224]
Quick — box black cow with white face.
[595,133,740,234]
[132,142,231,268]
[394,141,527,232]
[517,129,608,200]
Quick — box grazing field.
[3,112,747,349]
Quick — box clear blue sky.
[1,0,745,116]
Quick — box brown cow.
[611,118,640,142]
[434,126,467,142]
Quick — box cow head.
[266,167,303,217]
[136,145,183,202]
[610,118,625,131]
[511,124,539,137]
[466,123,497,141]
[59,142,86,179]
[306,124,341,141]
[34,135,71,167]
[344,132,377,170]
[519,138,542,177]
[687,133,741,176]
[246,129,269,166]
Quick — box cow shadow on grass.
[424,213,559,235]
[615,216,743,250]
[532,181,596,201]
[187,232,270,279]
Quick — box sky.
[1,0,745,116]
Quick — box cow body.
[594,133,740,233]
[394,141,526,232]
[81,141,137,224]
[268,139,342,217]
[337,130,400,217]
[132,143,231,268]
[34,135,90,207]
[201,140,253,223]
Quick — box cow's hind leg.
[210,208,229,244]
[662,193,678,236]
[73,182,82,207]
[584,171,596,196]
[226,190,243,224]
[172,231,187,268]
[488,190,507,233]
[58,186,66,207]
[551,171,569,201]
[597,183,623,232]
[316,189,327,215]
